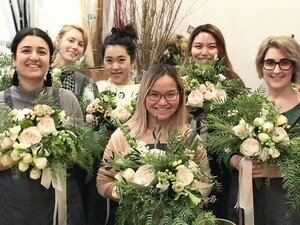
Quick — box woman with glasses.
[96,63,211,220]
[227,36,300,225]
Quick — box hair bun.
[111,24,138,41]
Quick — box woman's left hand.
[252,160,281,178]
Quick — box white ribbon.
[235,158,254,225]
[41,168,67,225]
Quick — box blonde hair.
[127,64,187,138]
[255,35,300,82]
[56,24,88,53]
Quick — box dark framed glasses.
[262,58,294,71]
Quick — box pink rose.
[187,90,204,107]
[85,114,95,124]
[36,117,57,136]
[111,106,131,123]
[0,137,14,150]
[240,137,261,158]
[19,127,42,147]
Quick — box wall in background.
[1,0,299,89]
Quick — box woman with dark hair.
[0,27,85,225]
[184,23,246,220]
[95,24,139,102]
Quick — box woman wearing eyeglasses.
[96,63,211,219]
[227,36,300,225]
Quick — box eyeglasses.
[262,58,294,71]
[147,91,179,102]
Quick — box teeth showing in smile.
[157,108,168,111]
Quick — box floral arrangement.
[86,89,136,130]
[0,103,93,181]
[0,52,13,92]
[176,57,247,117]
[204,89,300,212]
[103,119,216,225]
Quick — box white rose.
[259,147,270,162]
[232,120,249,139]
[111,106,131,123]
[204,90,214,101]
[267,148,280,159]
[262,122,274,133]
[272,127,289,143]
[176,165,194,186]
[33,157,48,169]
[214,89,227,103]
[258,133,270,143]
[253,117,265,127]
[22,153,33,164]
[187,90,204,107]
[240,138,261,158]
[198,84,207,93]
[276,115,288,126]
[36,117,57,136]
[133,165,156,186]
[19,127,42,147]
[30,168,41,180]
[0,137,14,150]
[18,160,30,172]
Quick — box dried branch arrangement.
[122,0,183,80]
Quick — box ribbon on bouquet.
[41,168,67,225]
[235,158,254,225]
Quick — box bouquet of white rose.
[0,103,93,181]
[86,89,136,130]
[103,119,217,225]
[204,89,300,213]
[176,57,247,118]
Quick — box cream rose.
[232,119,249,139]
[262,121,274,133]
[36,117,57,136]
[111,106,131,123]
[133,165,156,186]
[172,182,185,193]
[187,90,204,107]
[19,127,42,147]
[258,133,270,143]
[272,127,289,143]
[253,117,265,127]
[275,115,288,126]
[0,137,14,150]
[267,148,280,159]
[33,157,48,169]
[240,137,261,158]
[34,104,55,117]
[0,154,13,166]
[122,168,136,182]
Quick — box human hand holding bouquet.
[102,119,217,225]
[204,89,300,222]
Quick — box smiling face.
[103,45,132,85]
[262,47,294,91]
[146,75,180,128]
[12,35,51,87]
[191,32,219,64]
[55,28,85,67]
